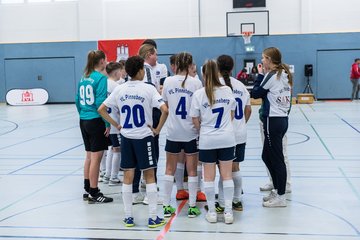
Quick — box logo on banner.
[22,90,34,102]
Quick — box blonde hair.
[263,47,293,86]
[138,44,156,60]
[202,60,222,106]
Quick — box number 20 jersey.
[162,75,203,142]
[103,80,164,139]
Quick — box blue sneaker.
[123,217,135,227]
[148,216,166,228]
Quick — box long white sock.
[146,183,158,219]
[122,184,133,218]
[175,163,185,191]
[203,181,215,213]
[223,179,234,213]
[232,171,242,202]
[197,165,202,191]
[188,176,198,207]
[105,147,113,178]
[100,150,107,173]
[218,177,224,207]
[162,175,174,206]
[111,152,120,179]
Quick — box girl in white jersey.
[251,47,292,208]
[217,55,251,212]
[190,60,236,224]
[98,56,169,228]
[161,52,203,218]
[102,62,123,186]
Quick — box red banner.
[98,39,145,62]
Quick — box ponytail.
[203,60,222,106]
[84,50,106,78]
[217,55,234,90]
[176,52,193,88]
[275,63,293,86]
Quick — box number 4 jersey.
[103,80,165,139]
[75,71,108,120]
[162,75,203,142]
[190,86,236,150]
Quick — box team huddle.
[75,40,292,228]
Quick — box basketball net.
[242,31,253,44]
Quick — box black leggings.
[262,117,288,195]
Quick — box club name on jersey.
[233,89,244,96]
[120,94,145,103]
[202,98,231,108]
[168,88,194,96]
[80,77,94,84]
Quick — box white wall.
[0,0,359,43]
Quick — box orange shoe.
[196,191,207,202]
[176,189,189,200]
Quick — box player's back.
[162,75,202,141]
[112,80,162,139]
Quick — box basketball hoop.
[242,31,253,44]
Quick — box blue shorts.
[234,143,246,163]
[199,146,236,164]
[109,134,120,148]
[79,118,108,152]
[120,135,157,170]
[165,138,198,154]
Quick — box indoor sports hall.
[0,1,360,240]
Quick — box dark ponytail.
[176,52,193,88]
[217,55,234,90]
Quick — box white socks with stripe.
[111,152,120,179]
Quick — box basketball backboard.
[226,10,269,37]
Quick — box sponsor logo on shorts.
[147,141,154,165]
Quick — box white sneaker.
[205,212,217,223]
[143,195,163,205]
[132,192,145,205]
[102,176,110,184]
[224,211,234,224]
[109,177,121,186]
[263,195,287,208]
[260,182,274,191]
[263,189,278,202]
[286,183,292,193]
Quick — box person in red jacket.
[350,58,360,100]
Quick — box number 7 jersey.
[190,86,236,150]
[162,75,203,141]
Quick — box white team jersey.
[261,71,291,117]
[142,63,160,91]
[103,80,165,139]
[190,86,236,149]
[220,77,250,144]
[117,78,126,85]
[154,63,168,88]
[162,75,203,141]
[107,80,121,134]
